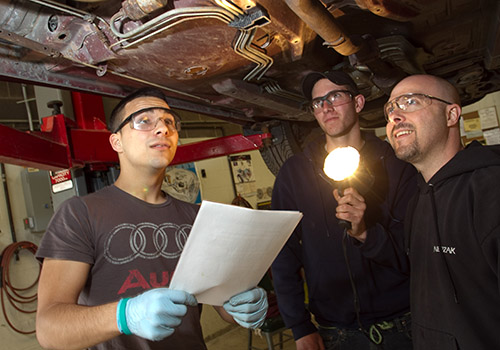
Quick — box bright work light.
[323,146,361,230]
[323,146,360,182]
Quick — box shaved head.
[386,74,463,181]
[390,75,461,106]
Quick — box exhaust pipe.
[284,0,362,56]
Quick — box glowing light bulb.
[323,146,360,181]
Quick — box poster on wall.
[461,106,500,145]
[461,111,483,141]
[162,163,201,204]
[49,169,74,193]
[229,154,256,197]
[483,128,500,145]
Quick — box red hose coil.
[1,241,39,335]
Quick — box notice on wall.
[483,128,500,145]
[463,112,482,132]
[49,169,74,193]
[478,106,499,129]
[462,111,483,140]
[229,154,256,197]
[230,154,255,183]
[461,106,500,145]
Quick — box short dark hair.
[109,87,170,132]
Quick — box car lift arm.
[0,92,272,171]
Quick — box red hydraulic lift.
[0,92,272,171]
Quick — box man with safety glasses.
[35,87,268,350]
[385,74,500,349]
[271,71,417,349]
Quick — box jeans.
[318,313,412,350]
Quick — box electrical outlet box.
[21,169,54,233]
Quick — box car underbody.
[1,0,500,171]
[2,0,499,123]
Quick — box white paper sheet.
[169,200,302,305]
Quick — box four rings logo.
[104,222,192,264]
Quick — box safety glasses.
[113,107,181,134]
[310,90,353,111]
[384,93,452,123]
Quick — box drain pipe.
[1,163,17,243]
[284,0,362,56]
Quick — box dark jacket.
[407,141,500,350]
[271,132,417,340]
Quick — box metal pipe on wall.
[21,84,34,132]
[0,163,17,243]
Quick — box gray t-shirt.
[37,185,206,350]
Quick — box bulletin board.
[461,106,500,145]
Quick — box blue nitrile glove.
[117,288,198,341]
[223,287,268,329]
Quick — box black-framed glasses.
[310,90,353,111]
[384,93,453,123]
[113,107,181,134]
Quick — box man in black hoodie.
[271,71,417,350]
[385,74,500,349]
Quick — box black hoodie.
[407,141,500,349]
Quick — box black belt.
[370,312,412,344]
[374,312,411,331]
[319,312,411,345]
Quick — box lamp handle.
[337,180,352,230]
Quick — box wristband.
[116,298,132,335]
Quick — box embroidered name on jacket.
[433,246,456,255]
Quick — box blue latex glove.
[223,287,268,329]
[119,288,198,341]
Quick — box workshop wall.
[460,90,500,145]
[180,137,276,209]
[462,90,500,114]
[0,164,42,349]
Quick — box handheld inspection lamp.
[323,146,360,229]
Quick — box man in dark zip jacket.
[385,74,500,349]
[271,71,417,350]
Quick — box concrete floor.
[206,326,296,350]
